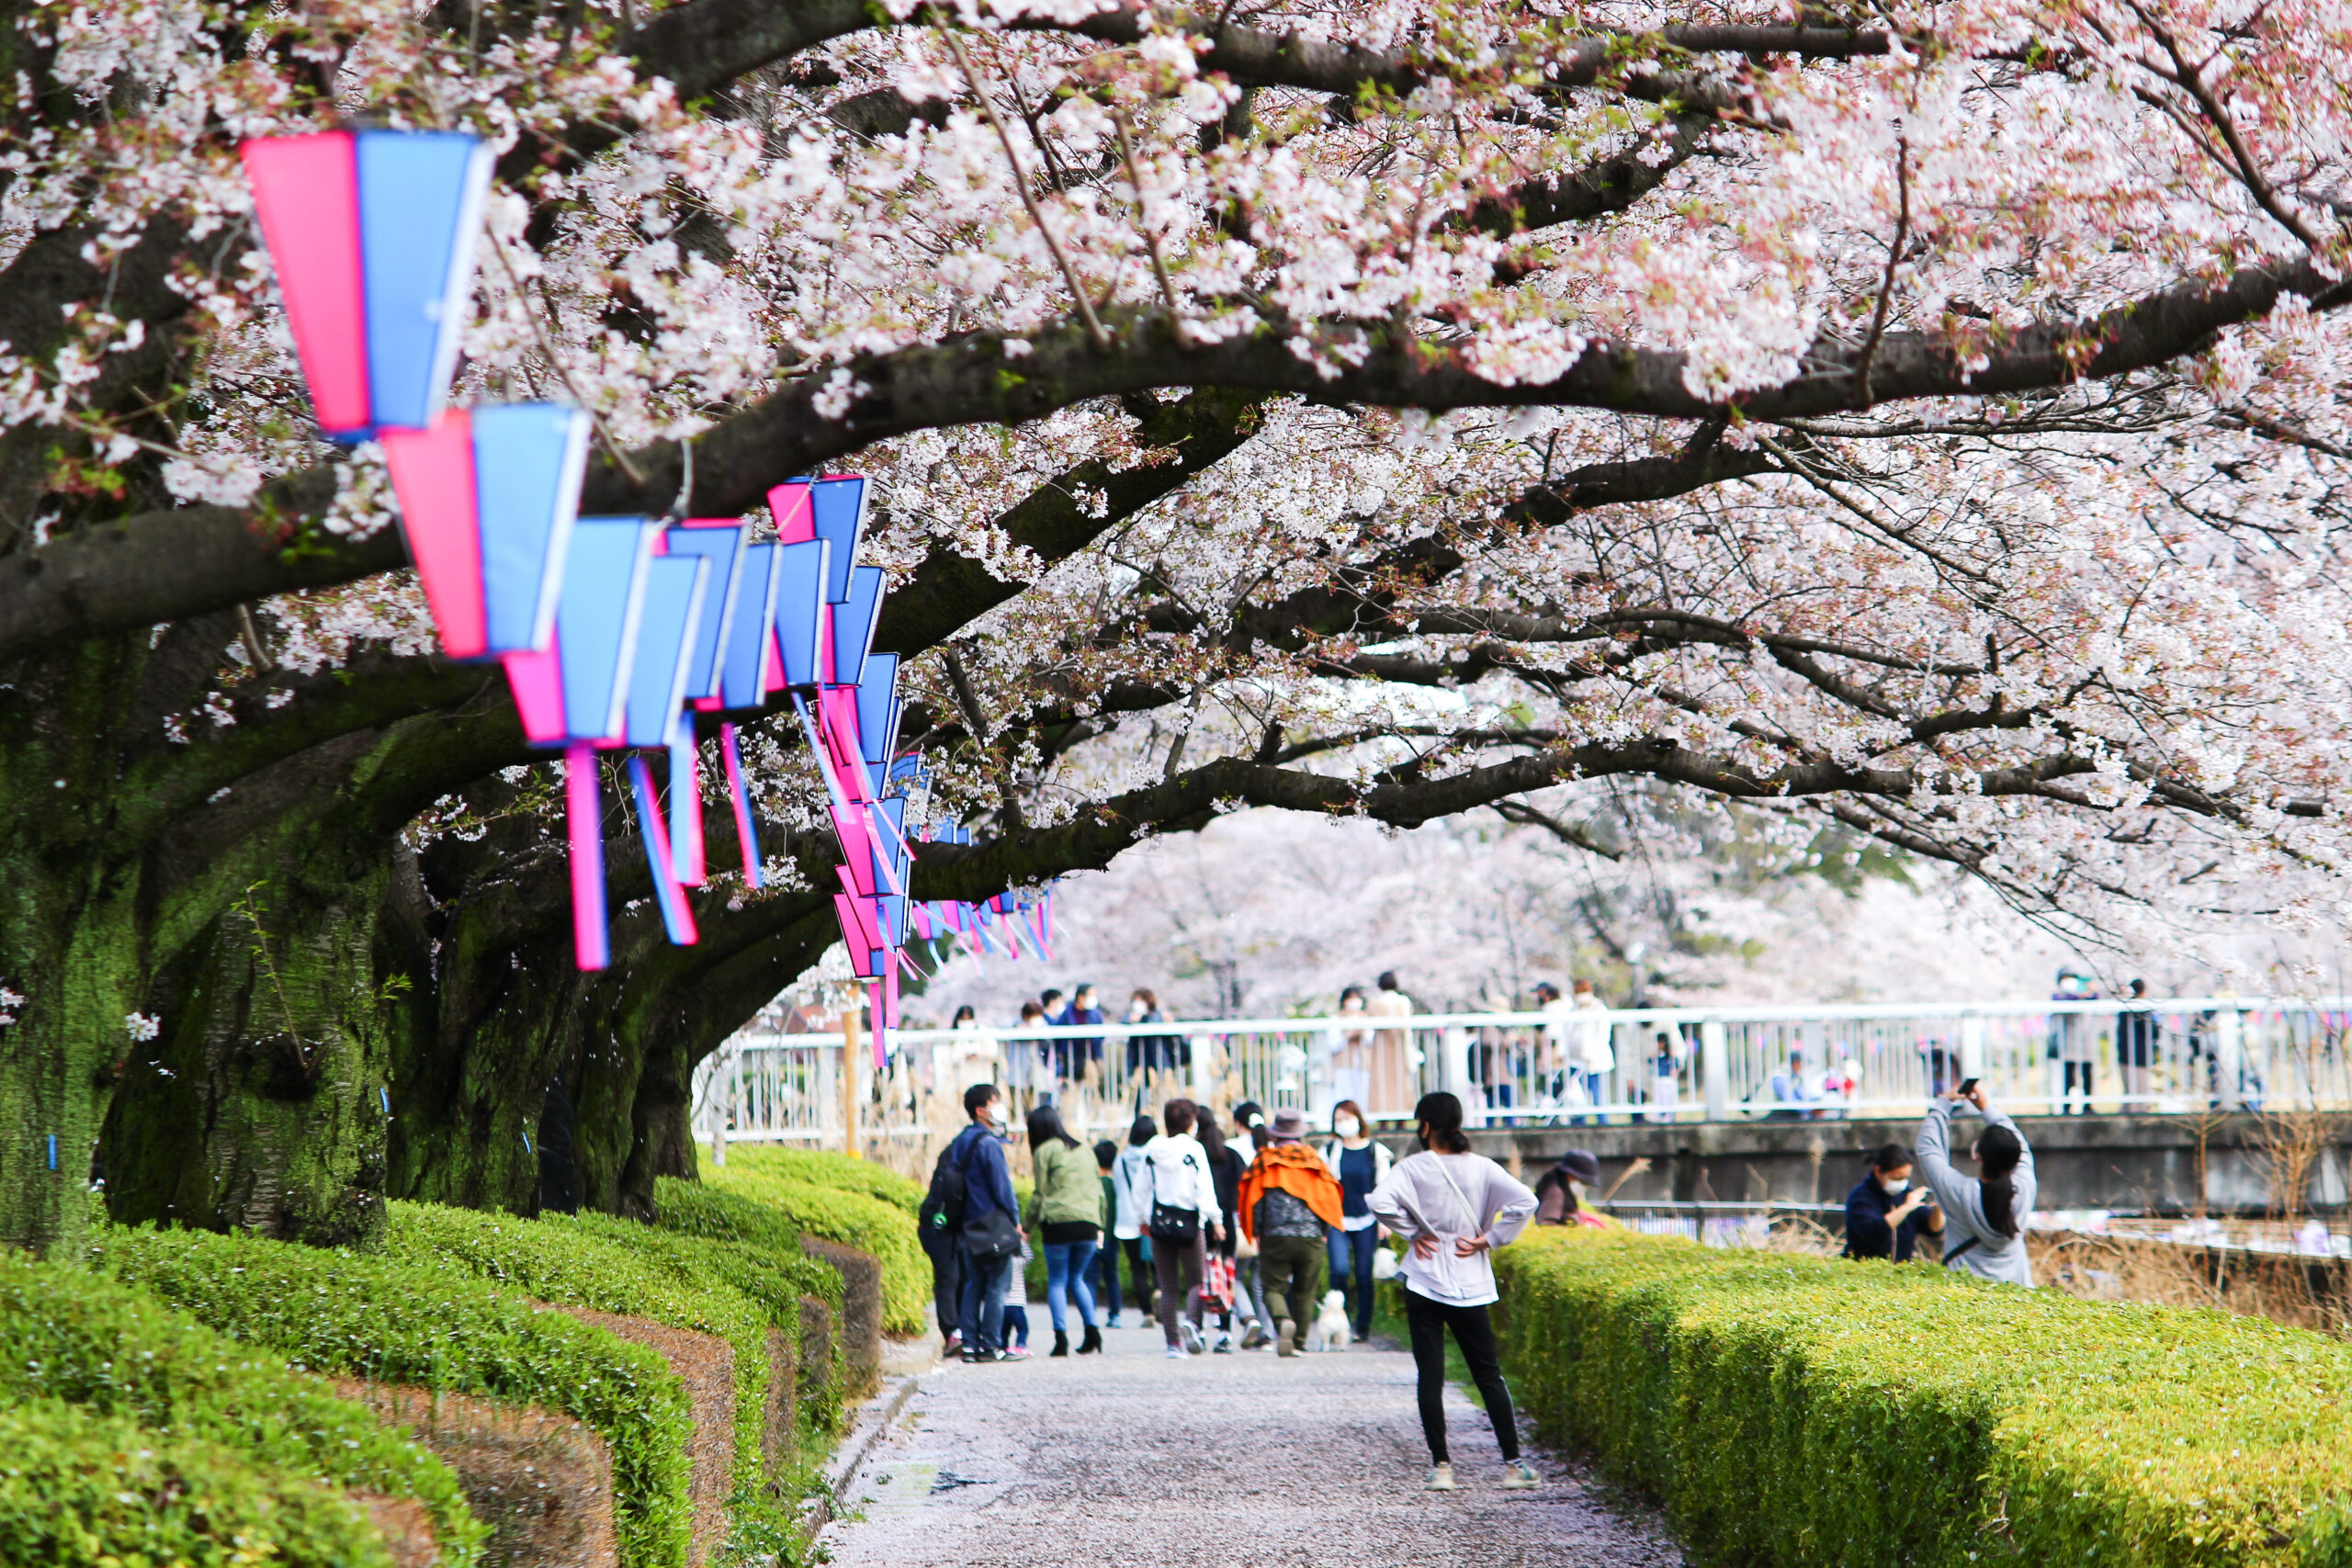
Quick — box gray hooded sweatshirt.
[1915,1100,2037,1287]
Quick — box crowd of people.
[919,1082,1567,1489]
[919,1059,2045,1490]
[934,985,1193,1121]
[933,975,1697,1131]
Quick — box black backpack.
[920,1131,972,1238]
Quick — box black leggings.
[2063,1060,2093,1111]
[1404,1291,1519,1465]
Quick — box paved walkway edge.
[801,1367,926,1535]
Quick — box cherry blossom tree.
[4,0,2351,1246]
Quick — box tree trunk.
[97,846,432,1248]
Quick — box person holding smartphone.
[1841,1143,1942,1261]
[1914,1080,2037,1286]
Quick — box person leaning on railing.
[1914,1082,2037,1287]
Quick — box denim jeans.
[1096,1237,1123,1319]
[1575,1069,1605,1124]
[956,1248,1014,1353]
[1044,1238,1100,1333]
[1327,1224,1380,1337]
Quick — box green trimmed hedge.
[0,1248,481,1562]
[571,1207,847,1430]
[91,1223,695,1568]
[383,1203,773,1500]
[696,1168,926,1334]
[718,1146,923,1213]
[0,1397,398,1568]
[1496,1229,2352,1567]
[650,1179,846,1321]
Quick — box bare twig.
[1855,134,1910,407]
[1113,107,1191,344]
[487,238,648,485]
[934,19,1112,352]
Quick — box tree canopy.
[3,0,2349,1244]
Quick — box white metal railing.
[692,996,2352,1157]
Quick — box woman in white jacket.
[1368,1091,1541,1494]
[1136,1098,1224,1358]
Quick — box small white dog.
[1308,1289,1352,1352]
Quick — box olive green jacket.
[1029,1139,1106,1229]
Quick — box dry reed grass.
[1756,1213,2352,1337]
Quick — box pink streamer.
[719,722,762,888]
[565,744,608,971]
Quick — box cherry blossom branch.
[1112,107,1190,344]
[10,252,2347,666]
[934,19,1113,352]
[1853,134,1910,407]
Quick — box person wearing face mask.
[1368,1092,1541,1494]
[1531,1149,1614,1228]
[1841,1143,1941,1261]
[1318,1100,1392,1344]
[944,1083,1024,1361]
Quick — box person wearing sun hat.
[1238,1106,1345,1356]
[1532,1149,1615,1228]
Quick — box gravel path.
[820,1319,1684,1568]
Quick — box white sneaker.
[1500,1460,1540,1490]
[1181,1321,1205,1355]
[1427,1462,1456,1492]
[1164,1344,1187,1359]
[1212,1330,1235,1354]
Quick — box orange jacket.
[1238,1142,1346,1242]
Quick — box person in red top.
[1238,1108,1347,1356]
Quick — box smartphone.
[1954,1077,1979,1098]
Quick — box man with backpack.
[922,1082,1025,1363]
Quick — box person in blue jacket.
[1842,1142,1941,1261]
[946,1083,1024,1361]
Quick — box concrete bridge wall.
[1404,1112,2352,1215]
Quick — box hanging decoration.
[244,130,945,989]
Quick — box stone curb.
[802,1361,928,1536]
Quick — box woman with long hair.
[1367,1092,1541,1493]
[1227,1101,1276,1346]
[1194,1107,1249,1352]
[1025,1102,1106,1356]
[1915,1081,2037,1285]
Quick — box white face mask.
[1881,1174,1908,1194]
[1335,1115,1363,1139]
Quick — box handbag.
[960,1203,1020,1259]
[955,1134,1021,1259]
[1149,1201,1201,1246]
[1203,1253,1236,1309]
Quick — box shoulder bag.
[1149,1150,1204,1245]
